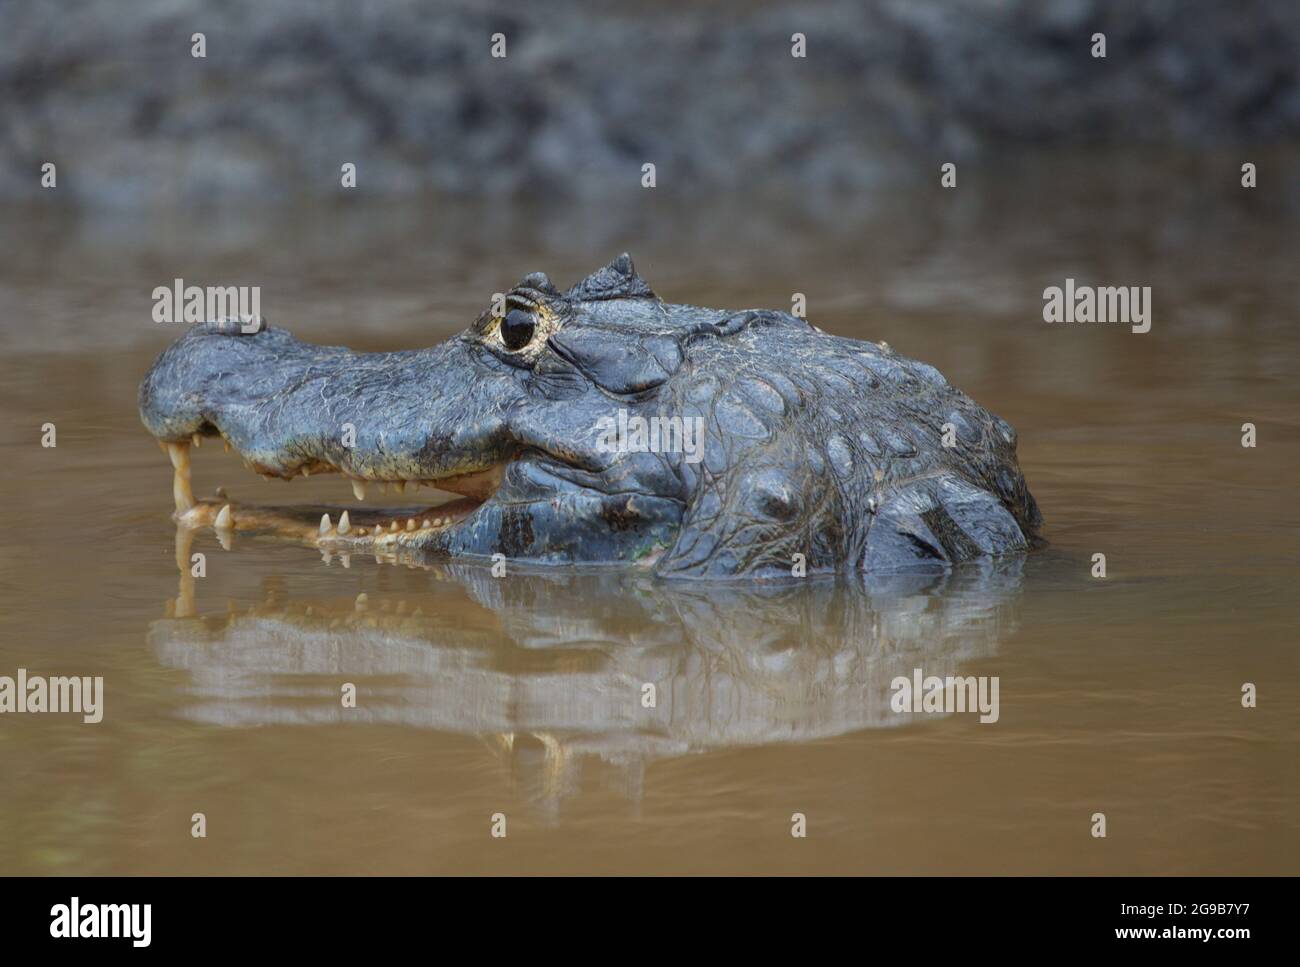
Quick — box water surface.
[1,157,1297,873]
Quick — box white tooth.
[338,511,351,535]
[321,551,333,565]
[214,504,234,530]
[172,472,195,514]
[406,519,416,531]
[389,521,398,532]
[319,513,332,536]
[224,440,231,453]
[167,442,191,479]
[396,481,406,494]
[352,480,367,501]
[373,525,382,536]
[422,519,432,529]
[192,434,202,448]
[340,553,351,568]
[355,593,368,611]
[215,486,227,500]
[302,467,310,477]
[168,442,195,511]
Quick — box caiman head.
[140,254,1042,578]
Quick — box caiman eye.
[500,308,536,351]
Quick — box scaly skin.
[139,255,1042,579]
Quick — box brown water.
[1,153,1297,874]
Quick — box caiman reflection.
[150,544,1022,820]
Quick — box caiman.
[139,255,1042,579]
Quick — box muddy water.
[1,154,1297,874]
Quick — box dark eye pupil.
[501,309,535,351]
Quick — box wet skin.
[139,255,1042,579]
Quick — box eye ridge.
[501,308,536,351]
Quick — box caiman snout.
[140,318,519,542]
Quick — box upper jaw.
[139,323,518,474]
[140,323,524,545]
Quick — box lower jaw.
[177,496,479,548]
[162,439,483,550]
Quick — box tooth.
[167,441,191,478]
[389,521,398,532]
[224,440,231,453]
[340,553,351,568]
[302,467,311,477]
[215,486,227,500]
[319,513,332,536]
[167,442,195,512]
[337,510,351,535]
[172,473,195,513]
[406,519,416,531]
[192,434,202,447]
[355,593,368,611]
[373,525,382,536]
[352,480,367,501]
[396,481,406,494]
[214,504,234,530]
[422,519,432,529]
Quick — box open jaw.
[139,315,688,567]
[162,435,503,554]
